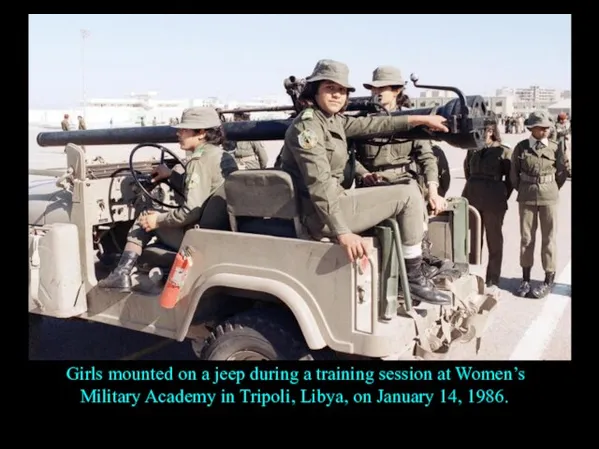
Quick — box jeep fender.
[175,270,327,349]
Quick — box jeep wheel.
[193,308,334,361]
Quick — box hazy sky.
[28,14,571,109]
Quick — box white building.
[411,90,515,117]
[547,98,571,117]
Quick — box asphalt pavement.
[28,128,571,361]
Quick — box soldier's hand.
[337,233,370,262]
[428,193,447,215]
[361,173,383,187]
[139,211,159,232]
[151,164,172,183]
[419,115,449,133]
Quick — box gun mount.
[37,75,496,151]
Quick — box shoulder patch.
[297,129,319,150]
[301,108,314,120]
[186,172,201,189]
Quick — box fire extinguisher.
[160,245,195,309]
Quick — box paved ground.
[28,126,572,361]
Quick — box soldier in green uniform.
[278,59,452,305]
[61,114,70,131]
[510,111,571,299]
[462,123,513,288]
[99,107,238,291]
[224,112,269,169]
[354,66,449,278]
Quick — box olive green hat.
[172,107,222,129]
[363,66,406,89]
[525,111,553,129]
[305,59,355,92]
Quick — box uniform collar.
[529,136,549,148]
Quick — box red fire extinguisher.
[160,245,195,309]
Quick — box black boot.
[404,256,451,306]
[421,261,440,279]
[516,267,532,297]
[422,231,453,272]
[98,250,139,292]
[531,272,555,299]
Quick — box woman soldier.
[462,122,513,288]
[278,59,451,306]
[510,111,571,299]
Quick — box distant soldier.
[98,107,238,291]
[61,114,70,131]
[555,112,571,153]
[510,111,571,299]
[224,112,268,169]
[77,115,87,152]
[152,117,157,126]
[109,118,113,128]
[140,117,146,127]
[462,123,512,288]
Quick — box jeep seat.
[224,169,307,239]
[137,183,231,271]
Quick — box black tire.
[193,308,335,361]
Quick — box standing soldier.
[61,114,70,131]
[224,112,269,169]
[462,123,512,288]
[77,115,87,152]
[510,111,571,299]
[152,117,157,126]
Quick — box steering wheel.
[129,143,186,209]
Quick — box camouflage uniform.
[510,111,571,299]
[462,142,513,286]
[99,107,238,291]
[278,59,451,306]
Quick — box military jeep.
[28,139,497,361]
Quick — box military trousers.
[479,208,507,283]
[126,221,185,252]
[323,182,425,246]
[518,203,558,273]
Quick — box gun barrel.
[37,95,494,150]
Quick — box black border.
[24,14,579,418]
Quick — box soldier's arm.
[286,121,351,235]
[352,143,369,178]
[463,151,473,180]
[155,160,212,228]
[252,141,269,168]
[411,140,438,186]
[502,147,514,199]
[342,115,410,138]
[555,145,571,188]
[510,145,522,191]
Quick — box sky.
[28,14,571,109]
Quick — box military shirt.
[156,143,238,227]
[462,142,513,212]
[61,119,69,131]
[278,107,411,236]
[229,140,268,169]
[354,110,438,185]
[78,119,87,130]
[510,137,570,206]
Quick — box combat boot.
[98,250,139,292]
[422,231,453,272]
[516,267,532,297]
[421,261,440,279]
[404,257,451,306]
[531,272,555,299]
